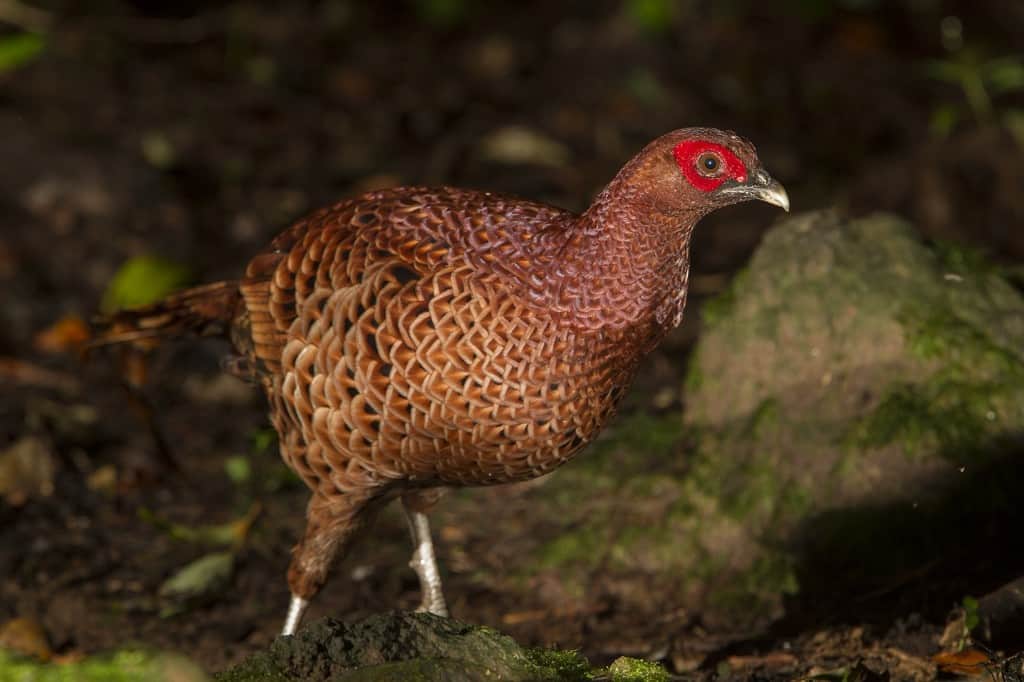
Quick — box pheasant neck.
[563,182,699,335]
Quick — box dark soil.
[2,1,1023,679]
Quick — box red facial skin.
[673,140,748,192]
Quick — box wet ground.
[2,2,1024,678]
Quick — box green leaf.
[250,427,278,454]
[224,455,251,485]
[1003,109,1024,149]
[962,595,980,631]
[626,68,666,106]
[929,104,961,139]
[412,0,468,28]
[0,33,45,74]
[158,551,234,616]
[625,0,676,33]
[984,56,1024,93]
[138,503,260,547]
[101,256,192,313]
[139,132,177,169]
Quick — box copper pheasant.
[100,128,789,635]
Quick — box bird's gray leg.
[282,594,309,636]
[402,498,448,617]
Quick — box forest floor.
[2,2,1024,679]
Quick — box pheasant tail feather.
[92,281,242,346]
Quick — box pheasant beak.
[747,170,790,212]
[719,170,790,212]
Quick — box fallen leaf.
[0,357,80,393]
[804,662,889,680]
[34,315,91,354]
[502,609,548,626]
[139,502,261,548]
[158,551,235,617]
[0,436,55,506]
[86,464,118,497]
[478,126,570,167]
[726,652,798,669]
[439,524,467,543]
[119,346,151,387]
[933,648,990,675]
[0,617,52,661]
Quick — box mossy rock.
[466,211,1024,629]
[606,656,670,681]
[679,210,1024,619]
[215,611,592,681]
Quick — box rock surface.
[679,210,1024,618]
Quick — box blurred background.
[1,0,1023,677]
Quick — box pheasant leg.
[282,595,309,636]
[281,491,374,636]
[403,499,448,617]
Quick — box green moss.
[932,240,998,278]
[605,656,669,682]
[213,652,288,682]
[334,658,500,681]
[905,308,1022,371]
[746,399,781,439]
[592,412,684,459]
[848,288,1024,460]
[686,401,792,523]
[709,552,798,613]
[779,480,814,519]
[519,413,690,589]
[550,413,683,492]
[850,378,1012,460]
[537,525,607,574]
[699,268,748,328]
[683,363,703,392]
[219,614,594,682]
[720,459,781,521]
[0,649,208,681]
[852,384,958,455]
[526,648,593,681]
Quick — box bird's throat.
[564,193,697,336]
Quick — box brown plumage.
[98,127,789,633]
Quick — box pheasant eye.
[697,152,721,175]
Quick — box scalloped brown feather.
[100,127,780,611]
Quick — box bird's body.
[100,128,789,633]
